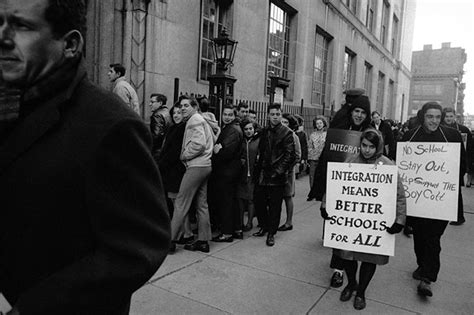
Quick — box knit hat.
[350,95,370,114]
[345,88,366,104]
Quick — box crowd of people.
[0,0,470,312]
[147,87,471,310]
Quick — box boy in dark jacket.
[253,103,295,246]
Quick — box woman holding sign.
[336,129,406,310]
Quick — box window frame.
[198,0,233,82]
[380,0,390,46]
[391,14,399,55]
[342,48,356,91]
[376,71,386,111]
[265,1,292,96]
[365,0,376,32]
[311,27,333,106]
[364,61,373,97]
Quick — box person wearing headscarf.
[333,129,406,310]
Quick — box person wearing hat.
[402,102,465,297]
[331,88,366,126]
[309,95,372,289]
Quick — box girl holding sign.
[337,129,406,310]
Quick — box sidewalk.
[131,176,474,315]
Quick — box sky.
[412,0,474,114]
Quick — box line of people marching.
[148,89,471,311]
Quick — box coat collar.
[0,59,86,175]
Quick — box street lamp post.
[208,28,238,122]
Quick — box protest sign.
[324,129,362,162]
[396,142,459,221]
[324,162,398,256]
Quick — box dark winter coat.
[442,122,472,173]
[211,119,243,175]
[296,130,308,161]
[237,134,261,199]
[0,62,170,314]
[158,122,186,193]
[371,119,395,159]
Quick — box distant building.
[409,43,467,117]
[84,0,416,121]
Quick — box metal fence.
[176,90,331,135]
[234,99,328,136]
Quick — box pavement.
[131,175,474,315]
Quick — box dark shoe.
[330,271,344,288]
[353,296,366,310]
[277,224,293,231]
[184,241,210,253]
[450,218,465,226]
[412,267,422,280]
[266,234,275,246]
[403,225,413,237]
[169,242,176,254]
[212,234,233,242]
[233,231,244,239]
[417,280,433,297]
[253,228,267,237]
[243,223,253,232]
[176,235,194,245]
[340,283,358,302]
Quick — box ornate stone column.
[85,0,150,118]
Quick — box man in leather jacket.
[149,93,172,160]
[252,103,295,246]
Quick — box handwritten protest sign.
[324,129,362,162]
[324,162,398,256]
[396,142,459,221]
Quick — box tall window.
[365,0,376,32]
[364,62,373,97]
[311,28,332,106]
[266,2,291,95]
[376,72,385,111]
[391,15,399,55]
[200,0,233,81]
[342,48,356,91]
[380,0,390,46]
[388,79,395,113]
[344,0,357,14]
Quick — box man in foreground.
[0,0,170,313]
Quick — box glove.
[320,207,330,220]
[386,223,404,234]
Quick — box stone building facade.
[84,0,415,122]
[409,43,467,117]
